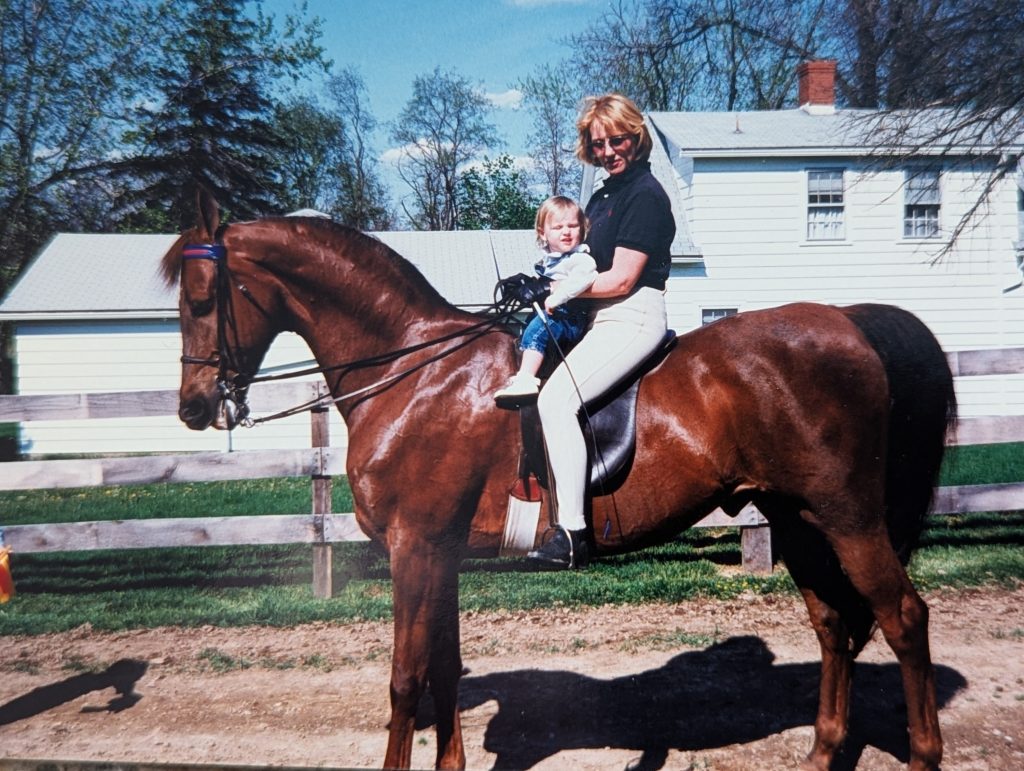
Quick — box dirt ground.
[1,586,1022,771]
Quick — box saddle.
[519,330,677,493]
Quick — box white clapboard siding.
[11,320,349,456]
[662,155,1024,418]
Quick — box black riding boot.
[526,527,590,570]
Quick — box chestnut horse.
[163,191,955,771]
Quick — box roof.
[647,108,1021,158]
[0,233,181,320]
[0,229,539,322]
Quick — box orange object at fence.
[0,546,14,603]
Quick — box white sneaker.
[494,373,540,408]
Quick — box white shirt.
[537,244,598,308]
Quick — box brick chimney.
[797,60,837,115]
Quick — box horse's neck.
[271,240,482,417]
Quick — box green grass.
[1,444,1022,636]
[1,477,355,526]
[939,442,1024,486]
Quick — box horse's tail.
[843,304,958,563]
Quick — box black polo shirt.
[584,161,675,291]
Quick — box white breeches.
[537,287,668,530]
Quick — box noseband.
[181,242,258,427]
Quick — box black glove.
[496,273,552,309]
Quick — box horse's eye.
[189,298,215,317]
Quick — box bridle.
[179,240,525,427]
[180,242,264,427]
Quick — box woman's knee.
[537,375,578,425]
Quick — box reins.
[182,241,525,427]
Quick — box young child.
[495,196,597,408]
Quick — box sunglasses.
[588,134,632,153]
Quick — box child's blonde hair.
[534,195,588,248]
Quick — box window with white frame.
[904,169,941,238]
[702,308,737,326]
[807,169,845,240]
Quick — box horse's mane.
[295,218,454,309]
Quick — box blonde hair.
[534,196,588,248]
[574,93,653,166]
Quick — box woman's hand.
[582,247,648,298]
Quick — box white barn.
[2,61,1023,455]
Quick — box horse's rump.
[841,304,957,560]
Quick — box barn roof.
[0,233,181,320]
[0,229,539,322]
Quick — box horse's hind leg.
[830,529,942,771]
[384,534,466,770]
[769,508,875,770]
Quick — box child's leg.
[518,348,545,377]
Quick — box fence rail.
[2,346,1023,595]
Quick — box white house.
[2,60,1022,455]
[634,60,1024,417]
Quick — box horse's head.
[161,189,280,431]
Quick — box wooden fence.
[1,346,1023,597]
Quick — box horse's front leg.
[383,529,466,770]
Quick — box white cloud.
[380,146,407,166]
[381,139,439,166]
[486,88,524,110]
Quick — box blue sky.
[261,0,600,206]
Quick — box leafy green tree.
[0,0,146,298]
[457,155,541,230]
[264,68,393,229]
[115,0,326,229]
[391,67,500,230]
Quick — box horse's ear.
[196,186,220,240]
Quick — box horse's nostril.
[179,399,211,429]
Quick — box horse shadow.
[0,659,148,726]
[436,636,965,771]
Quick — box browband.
[182,243,226,261]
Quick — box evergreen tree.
[116,0,326,229]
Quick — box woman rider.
[527,93,676,570]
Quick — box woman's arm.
[578,246,648,298]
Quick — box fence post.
[740,524,773,574]
[311,382,333,598]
